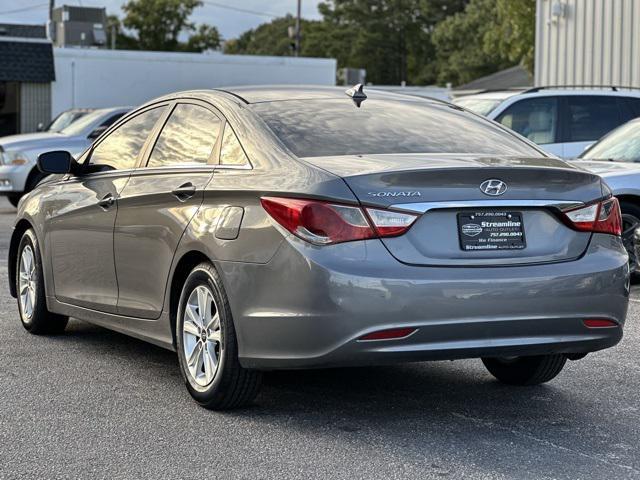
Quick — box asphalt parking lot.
[0,199,638,480]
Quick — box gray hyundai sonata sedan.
[9,86,629,409]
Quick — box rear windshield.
[251,99,543,158]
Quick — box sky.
[0,0,323,40]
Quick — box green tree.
[106,14,139,50]
[316,0,467,85]
[122,0,220,51]
[224,1,468,85]
[224,16,328,57]
[431,0,514,86]
[184,24,221,52]
[487,0,536,73]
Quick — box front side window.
[219,124,250,167]
[566,96,621,142]
[147,104,221,168]
[495,97,558,145]
[89,107,165,171]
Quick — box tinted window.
[99,112,126,129]
[495,97,558,145]
[89,107,164,171]
[622,97,640,119]
[566,96,620,142]
[252,99,542,158]
[219,124,250,166]
[147,104,221,168]
[582,120,640,162]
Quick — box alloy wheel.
[182,285,222,387]
[19,245,37,320]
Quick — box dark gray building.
[0,24,55,136]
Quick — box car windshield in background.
[60,109,109,136]
[47,111,89,132]
[453,98,502,116]
[251,99,542,158]
[581,120,640,163]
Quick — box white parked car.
[0,107,130,206]
[453,87,640,159]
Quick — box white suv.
[454,87,640,158]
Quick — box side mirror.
[36,122,45,132]
[37,151,75,174]
[88,125,107,141]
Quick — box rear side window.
[566,96,621,142]
[495,97,558,145]
[219,124,250,167]
[89,107,165,171]
[252,99,543,158]
[147,104,221,168]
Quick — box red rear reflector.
[583,319,618,328]
[359,327,417,341]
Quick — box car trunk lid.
[304,154,605,266]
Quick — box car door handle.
[171,182,197,201]
[98,193,115,210]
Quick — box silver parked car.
[453,87,640,159]
[10,87,628,410]
[574,117,640,273]
[0,106,130,206]
[38,108,94,133]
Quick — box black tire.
[619,201,640,277]
[482,355,567,386]
[16,229,68,334]
[8,194,21,208]
[176,262,262,410]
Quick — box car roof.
[454,91,521,101]
[458,87,640,102]
[215,85,444,104]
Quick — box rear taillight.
[563,197,622,236]
[260,197,418,245]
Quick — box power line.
[200,1,280,19]
[0,2,48,15]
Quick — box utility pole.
[47,0,55,42]
[295,0,301,57]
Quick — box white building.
[0,26,336,135]
[52,48,336,118]
[535,0,640,87]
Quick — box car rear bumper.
[219,234,629,370]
